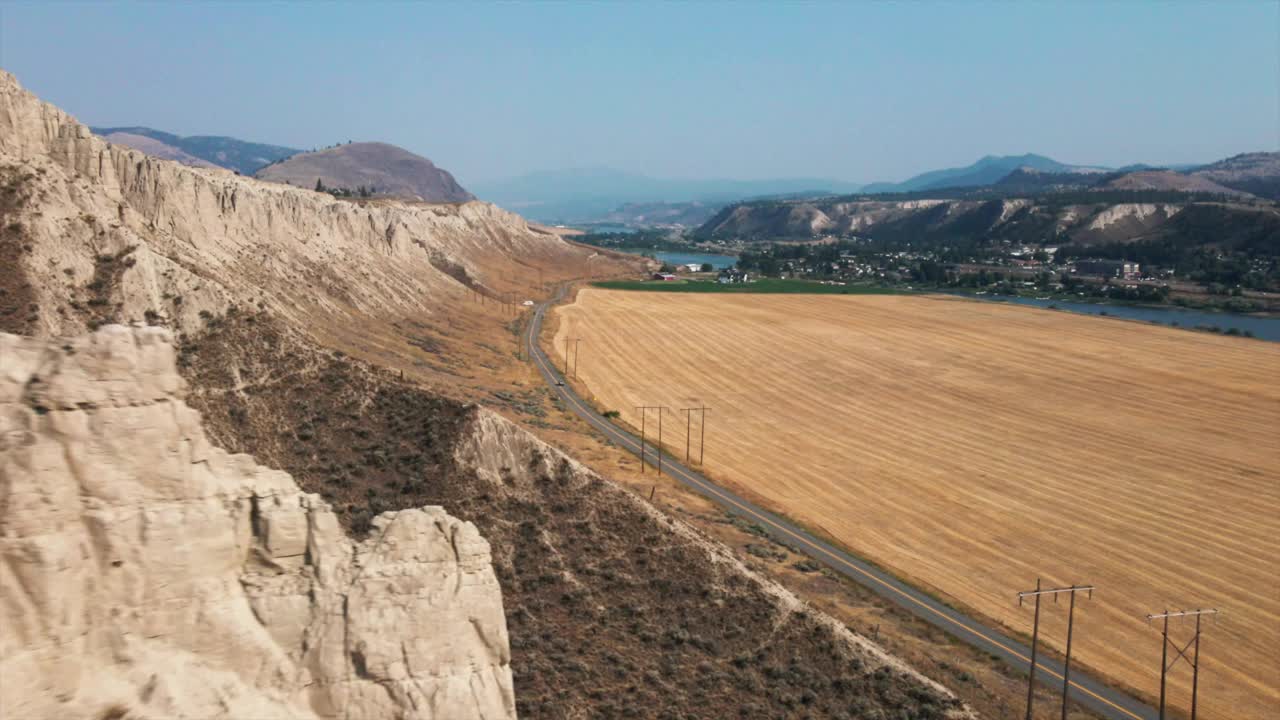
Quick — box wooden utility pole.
[1022,578,1042,720]
[1146,608,1218,720]
[683,407,692,463]
[635,406,663,474]
[637,406,646,473]
[570,338,583,379]
[657,406,663,475]
[1017,580,1094,720]
[563,337,577,376]
[680,405,711,464]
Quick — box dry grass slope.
[180,314,966,720]
[554,290,1280,720]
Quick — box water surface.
[979,295,1279,342]
[638,250,738,270]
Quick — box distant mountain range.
[90,126,299,175]
[469,168,865,224]
[696,151,1280,246]
[87,124,1277,224]
[588,201,723,229]
[255,142,474,203]
[473,155,1227,226]
[860,154,1112,194]
[94,130,219,169]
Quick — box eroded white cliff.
[0,325,515,719]
[0,68,617,338]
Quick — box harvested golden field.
[553,289,1280,720]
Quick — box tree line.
[314,178,376,199]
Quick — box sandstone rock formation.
[0,325,515,719]
[0,68,627,339]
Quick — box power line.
[1146,608,1219,720]
[1017,580,1094,720]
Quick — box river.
[634,250,738,270]
[977,295,1280,342]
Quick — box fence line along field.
[552,288,1280,720]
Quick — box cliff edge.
[0,325,515,719]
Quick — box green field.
[591,278,904,294]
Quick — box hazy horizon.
[1,1,1276,185]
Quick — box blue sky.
[1,1,1276,184]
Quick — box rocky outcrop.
[697,190,1267,246]
[0,69,626,338]
[0,325,515,719]
[1084,202,1181,231]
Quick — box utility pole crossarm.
[1016,580,1095,720]
[1144,608,1219,720]
[678,405,711,465]
[1017,584,1095,604]
[1146,608,1219,621]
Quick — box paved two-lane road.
[524,286,1157,720]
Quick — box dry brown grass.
[553,289,1280,720]
[179,312,965,720]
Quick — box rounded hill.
[255,141,475,203]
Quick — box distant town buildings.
[1074,259,1140,280]
[653,272,678,281]
[717,270,750,284]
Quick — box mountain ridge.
[695,150,1280,246]
[90,125,300,174]
[1190,152,1280,199]
[861,153,1107,194]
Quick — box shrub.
[792,559,821,573]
